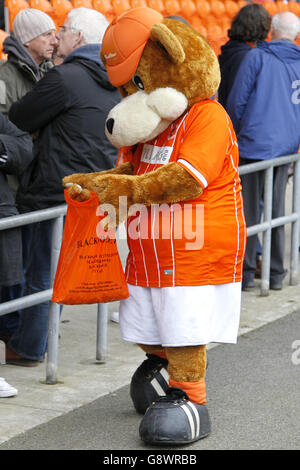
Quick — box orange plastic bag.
[52,190,129,304]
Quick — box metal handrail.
[0,153,299,382]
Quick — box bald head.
[271,12,300,41]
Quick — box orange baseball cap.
[101,7,163,87]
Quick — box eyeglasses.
[58,25,79,34]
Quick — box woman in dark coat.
[218,3,271,109]
[0,113,33,339]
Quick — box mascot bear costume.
[63,7,246,446]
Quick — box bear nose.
[106,118,114,135]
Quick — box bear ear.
[150,23,185,65]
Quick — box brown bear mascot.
[63,7,246,446]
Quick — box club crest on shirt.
[141,144,173,165]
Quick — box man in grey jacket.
[0,8,57,115]
[0,9,57,342]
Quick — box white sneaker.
[0,377,18,397]
[110,311,119,323]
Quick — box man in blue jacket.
[227,11,300,291]
[6,8,121,366]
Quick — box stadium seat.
[164,0,180,16]
[210,0,225,18]
[50,0,73,28]
[180,0,197,19]
[28,0,54,15]
[146,0,165,13]
[196,0,211,18]
[237,0,247,9]
[112,0,131,15]
[224,0,239,19]
[0,29,8,59]
[92,0,114,21]
[72,0,93,7]
[285,0,300,16]
[262,1,278,17]
[5,0,29,31]
[93,0,113,13]
[130,0,147,8]
[276,1,289,13]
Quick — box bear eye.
[132,74,144,90]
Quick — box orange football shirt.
[117,99,246,287]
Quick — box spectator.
[0,8,57,115]
[0,9,57,340]
[227,11,300,291]
[6,8,121,366]
[218,3,271,109]
[0,113,33,343]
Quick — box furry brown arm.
[65,162,202,223]
[62,162,133,201]
[125,162,203,206]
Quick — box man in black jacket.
[7,7,121,366]
[0,113,32,342]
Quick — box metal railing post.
[4,7,10,33]
[260,166,273,296]
[46,215,64,384]
[290,159,300,285]
[96,303,108,362]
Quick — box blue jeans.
[8,220,52,361]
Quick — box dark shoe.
[5,347,44,367]
[242,279,255,292]
[270,280,283,291]
[255,258,262,279]
[139,387,211,446]
[130,353,169,414]
[0,335,11,344]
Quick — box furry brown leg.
[165,345,207,404]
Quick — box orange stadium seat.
[50,0,73,28]
[224,0,239,19]
[146,0,165,13]
[130,0,147,8]
[262,1,278,16]
[0,29,8,59]
[188,14,205,33]
[276,1,289,13]
[180,0,197,19]
[219,14,231,35]
[286,0,300,16]
[72,0,92,7]
[93,0,114,21]
[196,0,211,18]
[93,0,113,13]
[28,0,54,14]
[112,0,131,15]
[5,0,29,31]
[237,0,247,9]
[210,0,225,18]
[164,0,181,16]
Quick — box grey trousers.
[240,158,289,284]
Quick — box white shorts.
[119,283,242,347]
